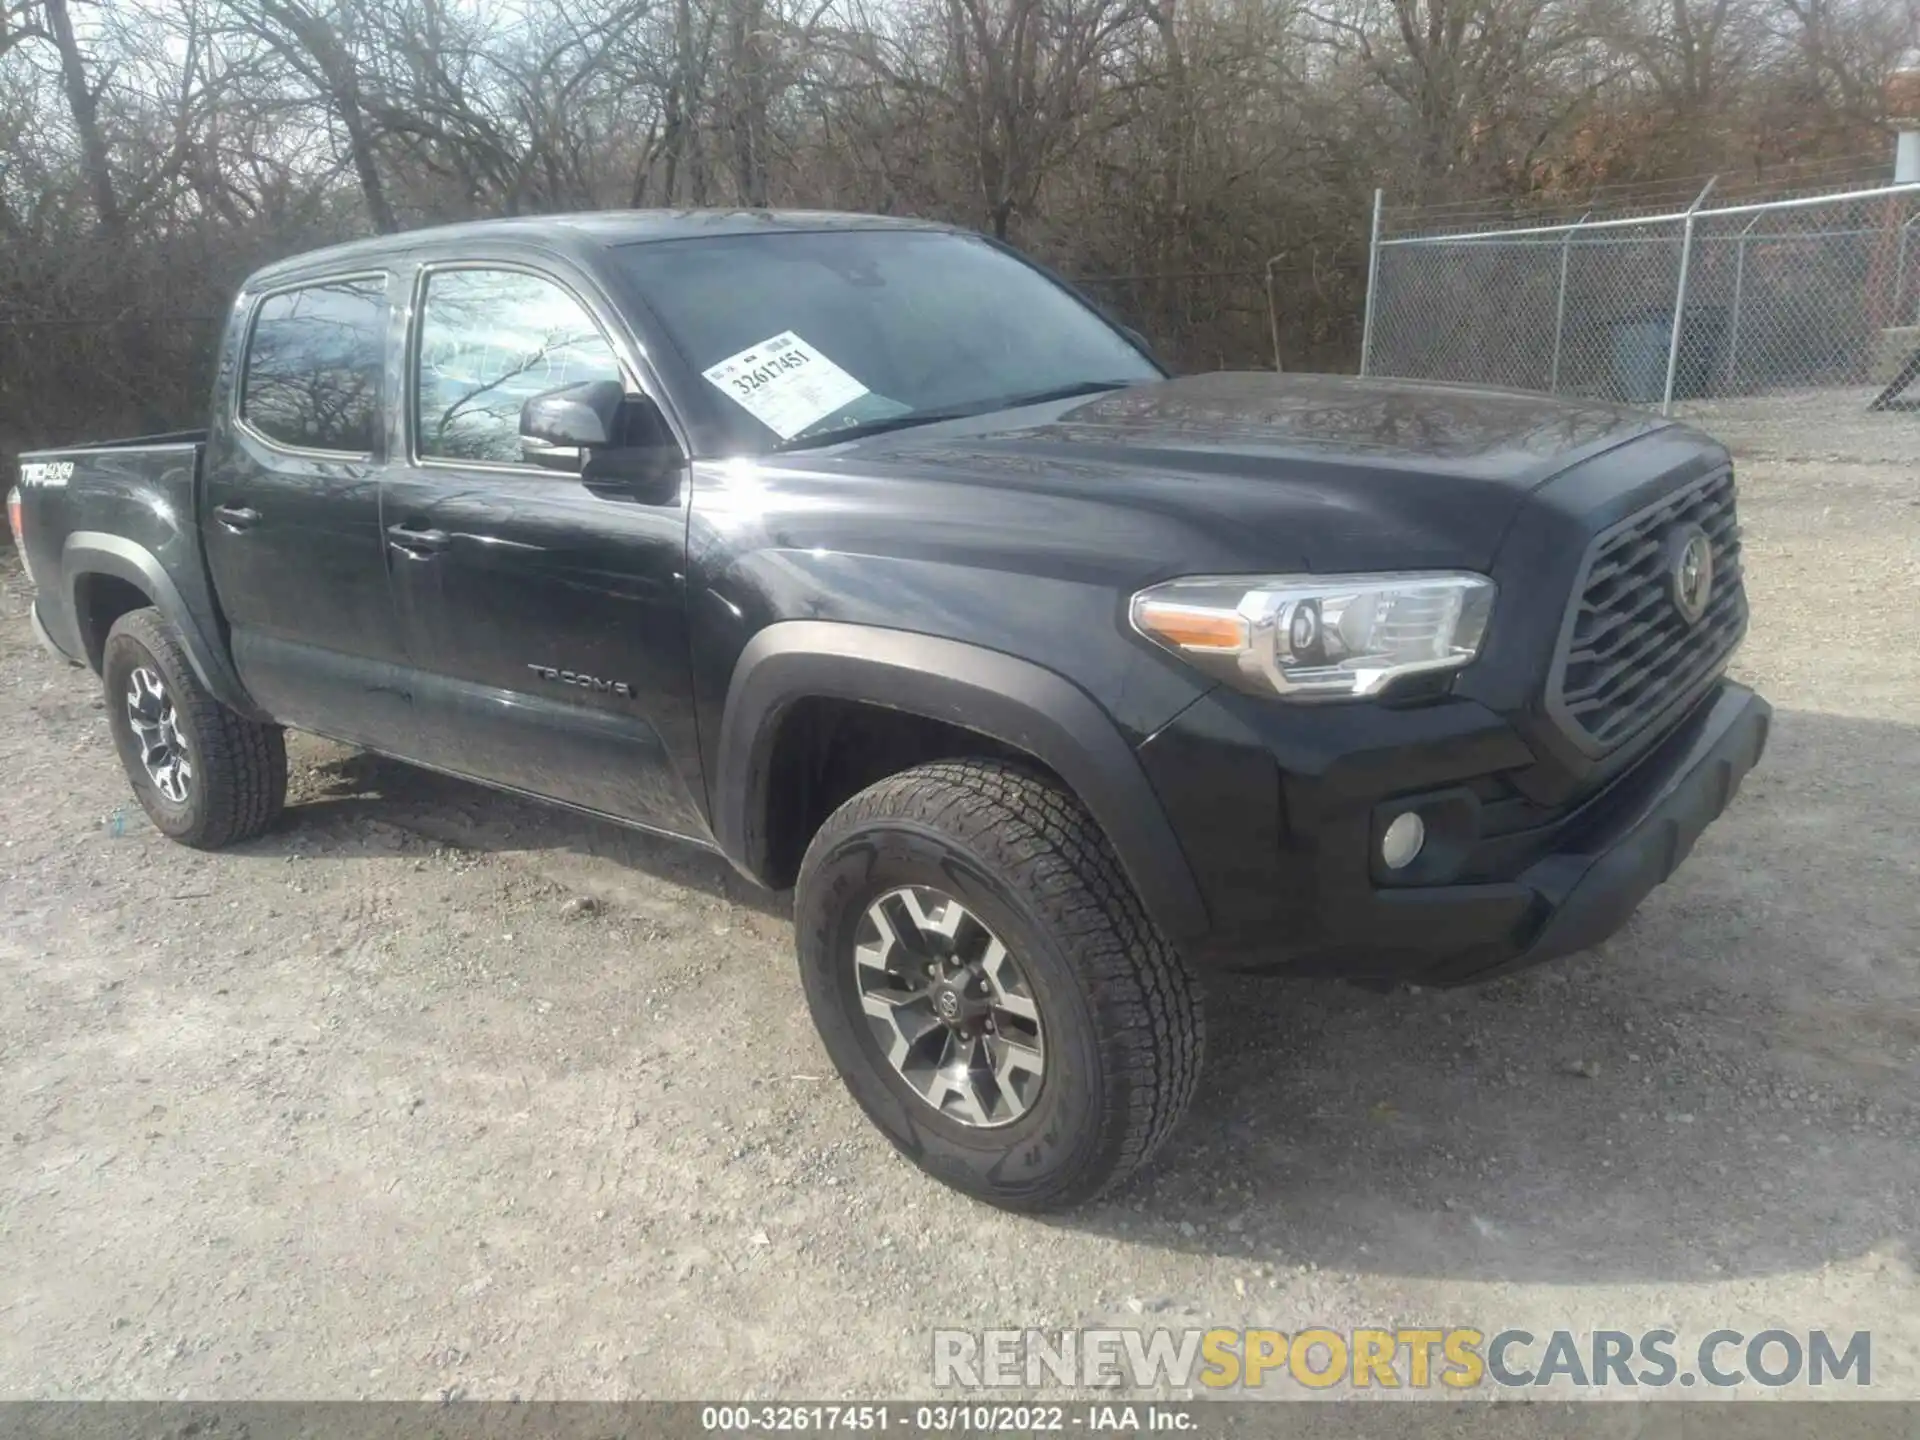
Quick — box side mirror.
[581,392,685,497]
[520,379,625,470]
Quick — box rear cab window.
[238,276,387,454]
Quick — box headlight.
[1131,571,1495,701]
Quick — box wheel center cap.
[928,975,988,1030]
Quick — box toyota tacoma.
[8,211,1768,1210]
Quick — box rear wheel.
[794,759,1204,1210]
[102,608,286,848]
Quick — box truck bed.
[25,429,210,454]
[14,435,225,688]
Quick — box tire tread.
[804,758,1204,1207]
[106,608,286,849]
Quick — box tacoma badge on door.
[525,663,635,698]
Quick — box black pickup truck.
[9,211,1768,1209]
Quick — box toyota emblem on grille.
[1668,525,1714,625]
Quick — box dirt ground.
[1,392,1916,1402]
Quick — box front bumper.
[1137,678,1769,984]
[1364,681,1767,982]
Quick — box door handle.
[213,503,261,533]
[386,523,451,556]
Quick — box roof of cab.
[247,209,958,285]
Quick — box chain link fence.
[1361,181,1920,412]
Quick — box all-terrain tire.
[794,758,1204,1210]
[102,607,286,848]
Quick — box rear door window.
[239,277,387,454]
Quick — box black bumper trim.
[1377,681,1769,983]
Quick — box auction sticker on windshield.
[701,331,869,439]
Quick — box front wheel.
[794,759,1204,1210]
[102,607,286,848]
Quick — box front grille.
[1549,468,1746,752]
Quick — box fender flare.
[62,531,266,720]
[713,621,1210,941]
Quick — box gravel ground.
[1,393,1917,1402]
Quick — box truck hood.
[799,372,1669,574]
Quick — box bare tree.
[2,0,1915,462]
[227,0,399,231]
[43,0,123,234]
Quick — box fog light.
[1381,811,1426,870]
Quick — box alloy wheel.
[851,885,1046,1127]
[126,665,192,803]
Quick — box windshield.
[615,229,1161,454]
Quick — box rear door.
[379,261,706,837]
[202,272,415,747]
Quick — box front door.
[203,272,417,748]
[381,263,706,837]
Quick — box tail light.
[7,485,33,589]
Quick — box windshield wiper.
[774,379,1135,454]
[992,379,1134,409]
[775,408,975,453]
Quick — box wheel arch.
[711,621,1210,942]
[63,532,265,720]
